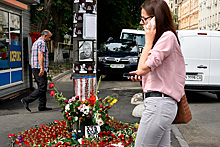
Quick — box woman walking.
[130,0,186,146]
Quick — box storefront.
[0,0,39,99]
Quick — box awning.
[0,0,28,10]
[17,0,40,5]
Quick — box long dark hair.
[141,0,180,46]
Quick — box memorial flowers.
[48,77,118,131]
[8,77,139,146]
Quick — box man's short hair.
[41,30,49,36]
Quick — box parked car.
[97,39,139,77]
[177,30,220,99]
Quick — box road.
[176,91,220,147]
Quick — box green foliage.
[30,0,73,42]
[97,0,144,48]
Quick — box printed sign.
[77,27,83,37]
[85,125,100,138]
[86,3,93,13]
[10,45,22,68]
[77,13,83,23]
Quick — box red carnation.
[64,100,68,104]
[49,83,55,89]
[68,117,72,120]
[50,90,55,98]
[100,105,103,108]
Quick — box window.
[0,10,9,70]
[0,10,22,87]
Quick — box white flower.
[83,106,90,115]
[65,104,70,112]
[94,113,99,119]
[96,119,104,126]
[74,116,78,121]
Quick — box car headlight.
[129,57,138,63]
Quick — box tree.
[171,11,178,30]
[51,0,72,48]
[97,0,143,49]
[30,0,54,33]
[30,0,73,48]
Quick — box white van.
[177,30,220,99]
[120,29,145,47]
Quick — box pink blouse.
[143,31,186,102]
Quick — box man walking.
[21,30,52,112]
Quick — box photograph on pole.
[78,40,93,62]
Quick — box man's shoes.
[21,98,31,112]
[38,107,52,111]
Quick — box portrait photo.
[78,40,93,62]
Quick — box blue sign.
[10,45,22,68]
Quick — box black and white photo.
[78,40,93,62]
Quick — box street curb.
[52,70,73,82]
[171,125,189,147]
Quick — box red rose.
[50,90,55,98]
[49,83,55,89]
[100,105,103,108]
[68,117,72,120]
[75,96,79,100]
[64,100,68,104]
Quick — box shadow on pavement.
[186,91,220,103]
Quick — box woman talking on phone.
[130,0,186,146]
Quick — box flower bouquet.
[49,77,118,132]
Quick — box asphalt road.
[176,91,220,147]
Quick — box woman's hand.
[128,71,142,81]
[144,18,156,45]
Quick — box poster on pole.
[83,13,97,39]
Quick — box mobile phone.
[146,17,155,29]
[123,73,142,78]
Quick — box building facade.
[0,0,39,99]
[168,0,179,24]
[198,0,220,31]
[178,0,199,30]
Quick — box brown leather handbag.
[173,94,192,124]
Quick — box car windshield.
[121,33,145,47]
[101,41,138,53]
